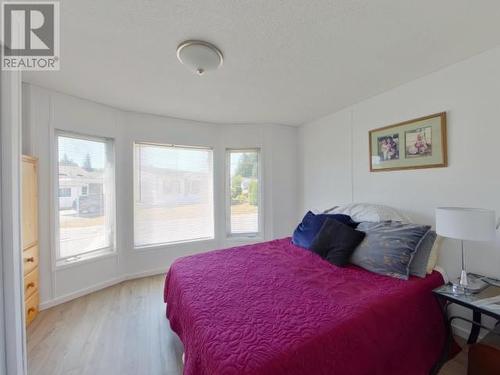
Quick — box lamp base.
[451,272,488,294]
[460,269,468,287]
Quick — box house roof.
[58,164,104,185]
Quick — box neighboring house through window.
[55,132,115,264]
[134,142,214,247]
[58,187,71,197]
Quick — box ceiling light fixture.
[176,40,223,76]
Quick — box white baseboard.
[452,321,488,341]
[39,267,167,310]
[452,322,470,340]
[123,267,168,281]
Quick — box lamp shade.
[435,207,496,242]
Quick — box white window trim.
[225,148,263,239]
[134,236,216,252]
[53,248,117,270]
[53,130,116,268]
[132,141,215,249]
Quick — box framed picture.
[369,112,447,172]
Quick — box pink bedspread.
[164,238,445,375]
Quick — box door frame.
[1,66,27,374]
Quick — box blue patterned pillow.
[410,230,437,278]
[351,221,431,280]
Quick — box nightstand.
[431,282,500,374]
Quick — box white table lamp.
[435,207,497,290]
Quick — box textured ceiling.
[23,0,500,126]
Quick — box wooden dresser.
[22,155,39,325]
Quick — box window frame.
[225,148,263,239]
[53,130,116,267]
[133,141,215,249]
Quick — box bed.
[164,237,446,375]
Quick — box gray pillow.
[351,221,431,280]
[409,230,437,278]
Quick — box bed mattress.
[164,238,445,375]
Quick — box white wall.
[22,84,298,308]
[298,46,500,337]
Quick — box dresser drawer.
[23,244,39,275]
[25,291,39,326]
[24,268,39,299]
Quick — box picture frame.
[369,112,447,172]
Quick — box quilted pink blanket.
[164,238,445,375]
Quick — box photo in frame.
[369,112,447,172]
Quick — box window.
[134,143,214,247]
[227,149,261,236]
[58,187,71,197]
[56,133,115,262]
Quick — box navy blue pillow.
[310,219,366,266]
[292,211,358,249]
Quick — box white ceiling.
[23,0,500,126]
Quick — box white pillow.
[328,203,413,223]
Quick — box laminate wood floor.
[27,275,184,375]
[28,275,467,375]
[438,335,468,375]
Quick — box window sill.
[133,237,216,252]
[54,248,117,270]
[226,235,264,243]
